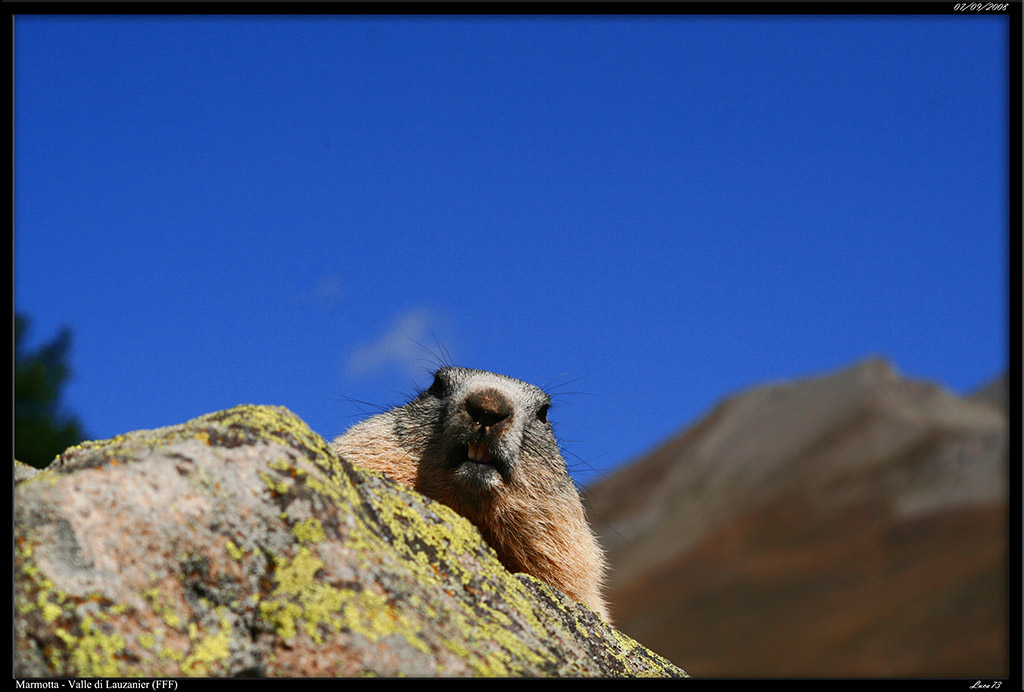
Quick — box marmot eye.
[537,404,550,424]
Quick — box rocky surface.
[588,358,1009,677]
[14,405,685,678]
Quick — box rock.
[14,405,685,678]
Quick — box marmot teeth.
[467,441,493,463]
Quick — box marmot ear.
[427,371,448,397]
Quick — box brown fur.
[332,367,609,621]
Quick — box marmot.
[331,366,610,621]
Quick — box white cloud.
[345,309,450,379]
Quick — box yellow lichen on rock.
[181,608,233,676]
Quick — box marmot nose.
[463,388,514,432]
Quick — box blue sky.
[14,13,1010,486]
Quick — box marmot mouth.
[449,442,512,486]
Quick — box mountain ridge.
[587,356,1008,677]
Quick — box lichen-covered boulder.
[14,405,686,678]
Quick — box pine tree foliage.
[15,314,87,468]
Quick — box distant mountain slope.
[970,372,1009,411]
[587,358,1008,677]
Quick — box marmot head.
[398,366,573,513]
